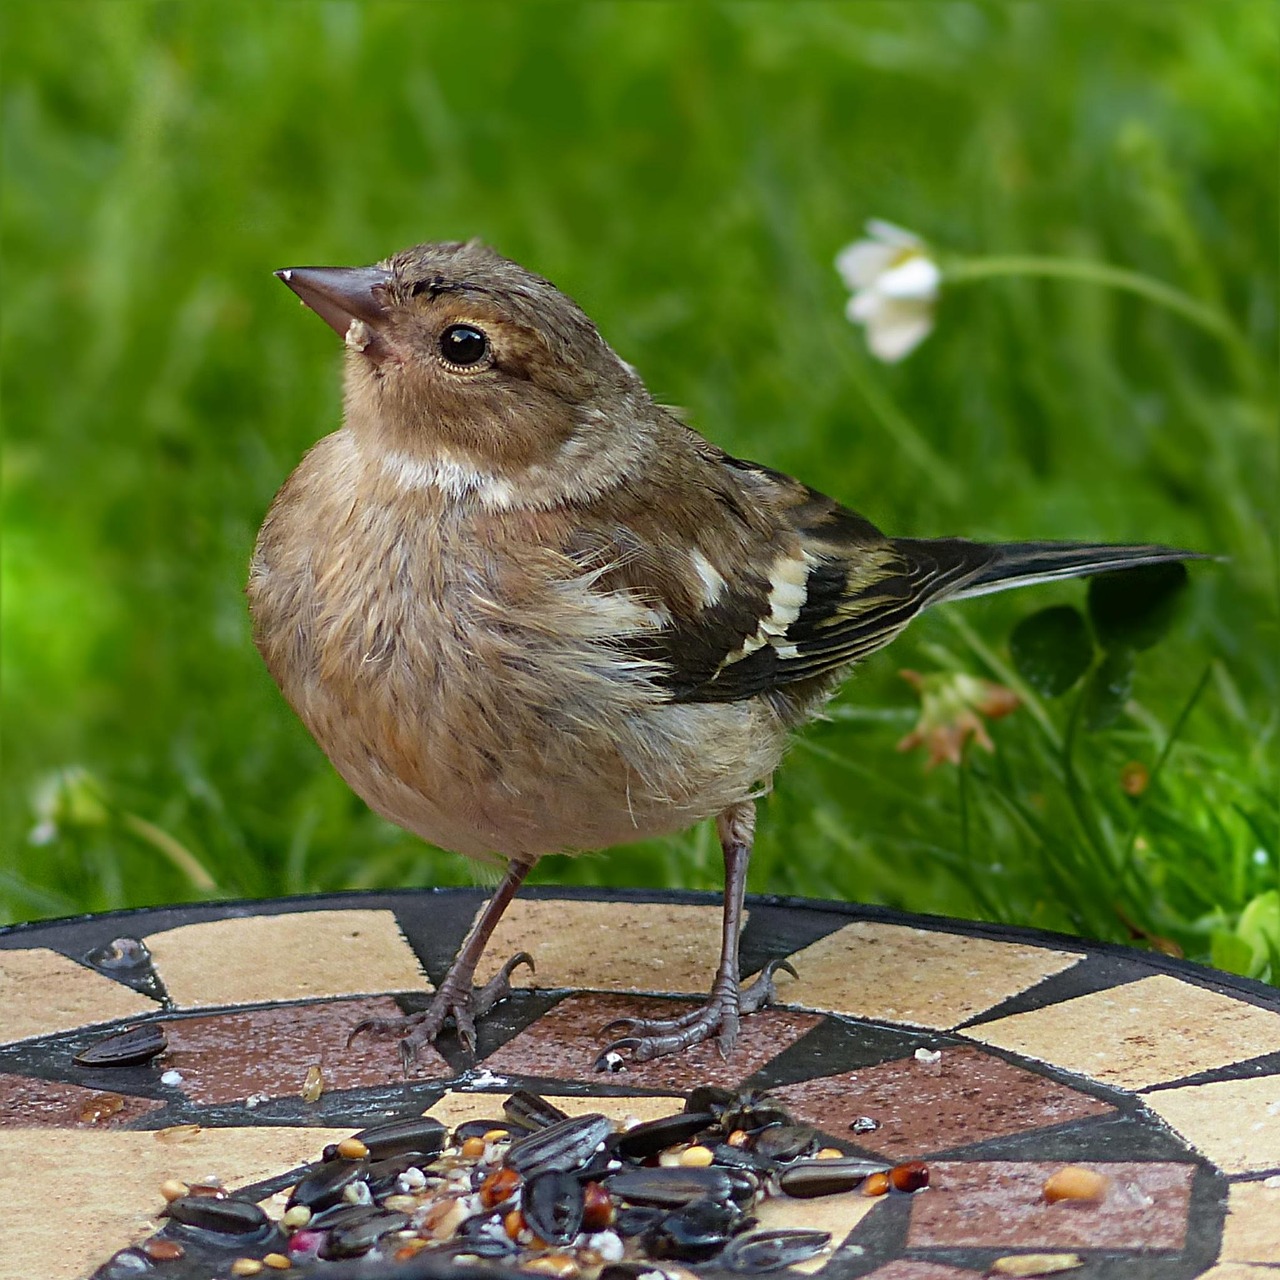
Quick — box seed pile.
[99,1087,931,1279]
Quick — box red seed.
[142,1239,184,1261]
[581,1181,615,1230]
[480,1166,521,1208]
[889,1161,929,1192]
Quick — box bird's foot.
[595,957,796,1068]
[349,951,534,1069]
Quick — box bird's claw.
[594,956,796,1069]
[347,950,535,1069]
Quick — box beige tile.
[474,898,728,994]
[753,1184,883,1272]
[1196,1265,1280,1279]
[972,977,1280,1091]
[772,921,1080,1028]
[1220,1180,1280,1263]
[424,1089,685,1132]
[0,947,158,1046]
[0,1124,352,1280]
[145,909,431,1007]
[1142,1075,1280,1175]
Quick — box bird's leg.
[350,858,535,1068]
[596,800,795,1067]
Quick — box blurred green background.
[3,2,1277,974]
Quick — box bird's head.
[276,240,653,508]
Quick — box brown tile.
[1141,1075,1280,1175]
[753,1190,883,1273]
[906,1160,1195,1250]
[163,996,451,1104]
[0,1071,165,1128]
[144,909,431,1008]
[770,1044,1114,1160]
[0,948,158,1046]
[1220,1181,1280,1263]
[475,899,730,995]
[971,976,1280,1091]
[0,1124,354,1280]
[481,992,820,1089]
[861,1265,979,1280]
[773,922,1080,1029]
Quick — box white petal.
[865,218,923,249]
[835,240,897,291]
[846,288,884,324]
[876,255,942,301]
[865,297,935,362]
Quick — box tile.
[0,1124,353,1280]
[971,976,1280,1091]
[1140,1075,1280,1175]
[475,899,730,994]
[753,1185,883,1273]
[163,996,450,1103]
[1197,1267,1280,1279]
[1219,1180,1280,1263]
[0,1071,164,1128]
[0,947,158,1046]
[425,1090,687,1132]
[770,1044,1114,1160]
[144,909,432,1008]
[861,1265,978,1280]
[773,921,1080,1028]
[481,992,820,1090]
[905,1160,1195,1250]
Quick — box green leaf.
[1210,930,1258,978]
[1237,890,1280,975]
[1087,562,1190,652]
[1009,605,1094,697]
[1082,648,1137,730]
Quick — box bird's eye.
[439,324,490,367]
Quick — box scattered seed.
[815,1147,843,1160]
[727,1129,750,1147]
[159,1180,189,1203]
[79,1092,125,1124]
[140,1239,184,1261]
[889,1161,930,1192]
[1042,1166,1108,1204]
[337,1137,369,1160]
[480,1166,522,1208]
[263,1254,292,1270]
[522,1252,579,1277]
[300,1065,324,1103]
[461,1136,487,1159]
[281,1205,312,1229]
[678,1145,714,1168]
[230,1262,263,1277]
[913,1048,941,1065]
[482,1128,511,1142]
[155,1123,202,1143]
[862,1171,890,1197]
[990,1255,1084,1277]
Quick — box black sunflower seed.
[319,1209,409,1259]
[288,1158,368,1210]
[615,1111,717,1160]
[723,1228,831,1272]
[605,1165,734,1208]
[352,1114,446,1161]
[645,1195,746,1262]
[163,1196,270,1237]
[73,1023,168,1068]
[504,1089,570,1131]
[522,1170,584,1244]
[505,1112,611,1175]
[778,1157,890,1198]
[752,1123,820,1164]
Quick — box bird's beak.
[275,265,393,353]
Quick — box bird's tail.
[892,538,1209,608]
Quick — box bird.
[249,239,1200,1068]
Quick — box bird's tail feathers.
[895,538,1210,608]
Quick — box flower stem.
[944,255,1240,348]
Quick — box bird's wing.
[573,440,1198,705]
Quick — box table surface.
[1,887,1277,1279]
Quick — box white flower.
[835,219,941,362]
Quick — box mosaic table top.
[1,888,1277,1280]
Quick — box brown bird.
[250,239,1197,1067]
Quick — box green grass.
[3,2,1277,979]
